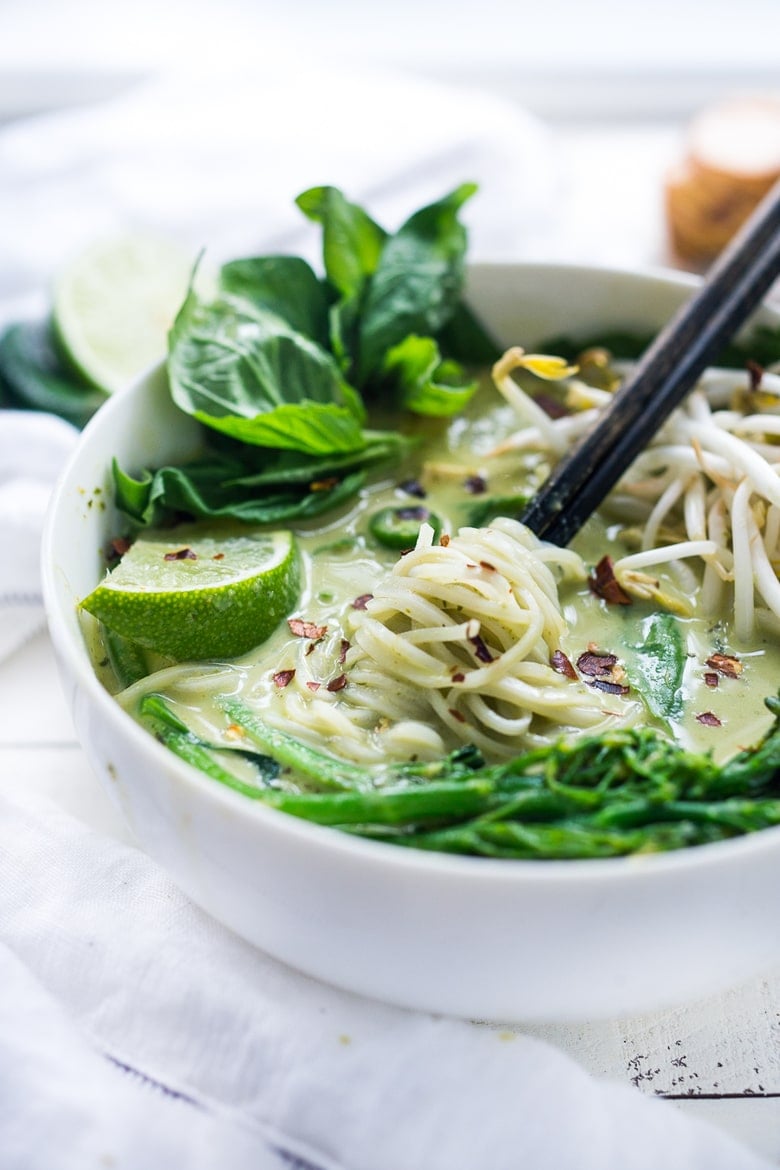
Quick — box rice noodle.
[342,518,637,758]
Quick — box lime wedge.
[53,234,192,395]
[81,526,300,661]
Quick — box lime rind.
[82,527,300,661]
[53,234,192,395]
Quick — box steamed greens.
[140,693,780,858]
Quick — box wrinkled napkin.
[0,411,77,658]
[0,65,558,301]
[0,777,772,1170]
[0,67,773,1170]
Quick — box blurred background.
[0,0,778,308]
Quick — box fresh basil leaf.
[114,451,256,526]
[356,182,477,382]
[328,293,361,375]
[0,320,105,427]
[112,459,155,523]
[219,256,330,348]
[193,400,366,453]
[224,470,366,525]
[168,288,366,454]
[627,612,686,722]
[296,186,387,299]
[230,430,411,488]
[438,299,502,365]
[113,456,367,528]
[382,334,477,417]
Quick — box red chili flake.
[576,650,619,677]
[352,594,373,610]
[534,392,570,420]
[551,650,577,679]
[588,678,630,696]
[339,639,350,664]
[747,359,764,391]
[226,723,244,737]
[575,648,629,694]
[451,671,466,683]
[696,711,722,727]
[111,536,131,557]
[704,672,719,688]
[288,619,328,640]
[705,653,743,679]
[448,708,466,723]
[326,673,348,693]
[306,681,321,692]
[589,555,632,605]
[479,560,496,572]
[464,474,487,495]
[273,669,295,688]
[310,477,339,492]
[469,632,494,663]
[399,478,426,498]
[440,534,451,547]
[212,552,225,560]
[164,547,197,561]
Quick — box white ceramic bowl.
[43,263,780,1022]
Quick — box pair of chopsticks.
[520,180,780,548]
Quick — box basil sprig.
[117,183,498,528]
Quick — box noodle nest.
[342,518,633,757]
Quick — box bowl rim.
[41,258,780,887]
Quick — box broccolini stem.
[218,696,366,791]
[263,780,497,826]
[151,724,269,801]
[709,694,780,797]
[363,819,711,859]
[136,690,780,860]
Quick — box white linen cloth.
[0,66,559,301]
[0,776,772,1170]
[0,412,78,658]
[0,68,773,1170]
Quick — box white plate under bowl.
[42,262,780,1022]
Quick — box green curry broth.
[94,375,778,773]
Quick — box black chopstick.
[520,179,780,547]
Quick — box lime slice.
[53,235,192,395]
[81,526,300,661]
